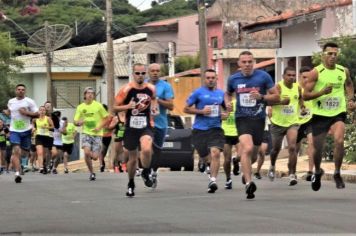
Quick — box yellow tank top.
[35,116,51,137]
[313,64,347,117]
[222,100,238,136]
[271,81,300,127]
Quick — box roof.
[136,14,197,33]
[162,68,201,80]
[242,0,351,33]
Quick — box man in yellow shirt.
[74,87,109,181]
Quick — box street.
[1,171,356,234]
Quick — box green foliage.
[0,33,23,108]
[175,54,200,73]
[345,113,356,163]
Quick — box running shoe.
[64,168,69,174]
[245,181,257,199]
[121,163,127,172]
[204,165,211,175]
[232,157,240,176]
[288,174,298,186]
[311,169,324,191]
[0,167,3,175]
[207,181,218,193]
[135,168,141,176]
[198,161,206,173]
[254,172,262,180]
[15,174,22,183]
[224,178,232,189]
[52,169,58,174]
[100,162,105,172]
[126,182,135,198]
[89,173,96,181]
[305,171,313,181]
[268,165,275,181]
[151,171,158,189]
[333,173,345,189]
[141,169,153,187]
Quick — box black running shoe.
[224,178,232,190]
[245,182,257,199]
[254,172,262,180]
[100,161,105,172]
[311,170,324,191]
[207,181,218,193]
[89,173,96,181]
[141,169,153,187]
[198,161,206,173]
[333,173,345,189]
[305,171,313,182]
[15,175,22,183]
[126,182,135,198]
[52,169,58,174]
[64,168,69,174]
[232,157,240,176]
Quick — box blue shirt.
[227,69,274,119]
[151,79,174,129]
[186,86,225,130]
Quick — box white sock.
[210,177,216,182]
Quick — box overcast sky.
[128,0,152,11]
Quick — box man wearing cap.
[74,87,109,181]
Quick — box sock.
[210,176,216,182]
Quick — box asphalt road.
[1,171,356,235]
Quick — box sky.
[128,0,152,11]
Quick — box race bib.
[85,120,96,129]
[205,105,219,117]
[322,97,340,110]
[239,93,256,107]
[14,119,26,130]
[38,128,46,135]
[299,108,311,118]
[129,116,147,129]
[282,106,294,115]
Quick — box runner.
[147,63,174,188]
[113,63,158,197]
[7,84,39,183]
[0,119,9,174]
[99,104,114,172]
[303,42,355,191]
[268,67,302,186]
[184,69,226,193]
[74,87,109,181]
[51,111,64,174]
[111,112,127,173]
[61,117,77,174]
[225,51,279,199]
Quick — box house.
[136,14,199,58]
[242,0,353,82]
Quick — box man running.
[114,63,158,197]
[74,87,109,181]
[7,84,39,183]
[268,67,302,186]
[184,69,226,194]
[225,51,279,199]
[147,63,174,188]
[304,42,354,191]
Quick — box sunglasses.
[324,52,338,56]
[134,72,146,76]
[206,76,216,79]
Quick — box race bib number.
[282,106,294,115]
[14,120,26,130]
[129,116,147,129]
[38,128,46,135]
[85,120,96,129]
[239,93,256,107]
[322,97,340,110]
[205,105,219,117]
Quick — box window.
[211,37,218,49]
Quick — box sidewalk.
[253,148,356,183]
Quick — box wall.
[177,14,199,56]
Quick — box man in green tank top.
[304,42,355,191]
[269,67,302,186]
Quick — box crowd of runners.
[0,42,355,199]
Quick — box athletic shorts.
[81,134,102,154]
[235,118,265,146]
[30,144,36,153]
[262,130,271,144]
[9,130,32,151]
[102,136,112,148]
[297,121,312,143]
[35,135,53,149]
[123,127,153,151]
[270,123,299,142]
[311,112,346,136]
[192,128,224,158]
[225,135,238,146]
[153,127,168,149]
[53,145,63,150]
[0,142,6,150]
[62,143,74,155]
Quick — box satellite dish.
[27,24,72,53]
[27,22,73,104]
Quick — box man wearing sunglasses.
[303,42,355,191]
[114,63,158,197]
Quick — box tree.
[0,32,23,108]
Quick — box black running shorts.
[235,118,265,146]
[192,128,225,158]
[311,112,346,136]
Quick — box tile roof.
[138,14,197,27]
[243,0,351,30]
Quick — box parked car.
[158,114,194,171]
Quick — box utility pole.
[197,0,208,84]
[128,42,133,81]
[44,21,52,103]
[106,0,115,112]
[168,42,175,77]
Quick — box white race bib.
[205,105,219,117]
[129,116,147,129]
[282,106,294,115]
[322,97,340,110]
[239,93,256,107]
